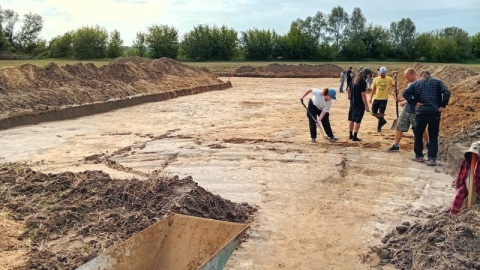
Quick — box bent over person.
[403,71,451,166]
[300,87,337,143]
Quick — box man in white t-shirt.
[300,87,337,142]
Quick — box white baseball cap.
[465,141,480,163]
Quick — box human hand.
[416,102,423,108]
[315,121,321,126]
[439,107,446,112]
[300,96,304,102]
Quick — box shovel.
[390,71,399,130]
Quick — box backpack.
[359,67,373,80]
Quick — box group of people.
[301,66,451,166]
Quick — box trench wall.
[0,81,232,130]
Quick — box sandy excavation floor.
[0,76,458,269]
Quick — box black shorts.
[348,107,365,123]
[372,99,388,114]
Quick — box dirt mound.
[233,63,343,78]
[0,164,257,270]
[366,206,480,269]
[0,57,223,119]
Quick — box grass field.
[1,59,479,74]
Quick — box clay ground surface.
[0,60,479,270]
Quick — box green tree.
[362,24,390,59]
[340,36,366,60]
[0,8,18,45]
[145,24,178,59]
[389,18,416,60]
[15,12,43,54]
[48,32,73,58]
[327,6,349,49]
[107,29,123,58]
[284,22,318,60]
[414,32,435,61]
[292,11,328,43]
[432,36,458,62]
[471,32,480,59]
[439,27,471,59]
[132,31,147,57]
[240,28,275,60]
[0,11,10,51]
[72,25,108,59]
[346,7,366,39]
[181,24,237,61]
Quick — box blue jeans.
[339,81,345,92]
[413,112,440,160]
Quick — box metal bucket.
[77,213,248,270]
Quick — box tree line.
[1,5,480,62]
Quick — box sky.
[2,0,479,46]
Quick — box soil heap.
[0,57,225,120]
[0,164,257,269]
[233,63,343,78]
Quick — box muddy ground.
[0,59,479,269]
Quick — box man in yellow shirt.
[370,66,395,132]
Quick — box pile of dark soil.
[233,63,343,78]
[0,164,257,269]
[367,206,480,269]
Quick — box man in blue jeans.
[402,71,451,166]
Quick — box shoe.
[328,136,338,141]
[388,145,399,152]
[377,128,381,133]
[411,156,424,163]
[349,134,353,140]
[311,138,316,143]
[379,119,387,129]
[427,159,437,166]
[352,137,362,141]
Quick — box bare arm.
[318,110,327,122]
[301,89,313,99]
[362,92,369,111]
[370,84,376,103]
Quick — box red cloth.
[450,158,480,215]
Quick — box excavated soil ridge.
[232,63,343,78]
[0,57,231,129]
